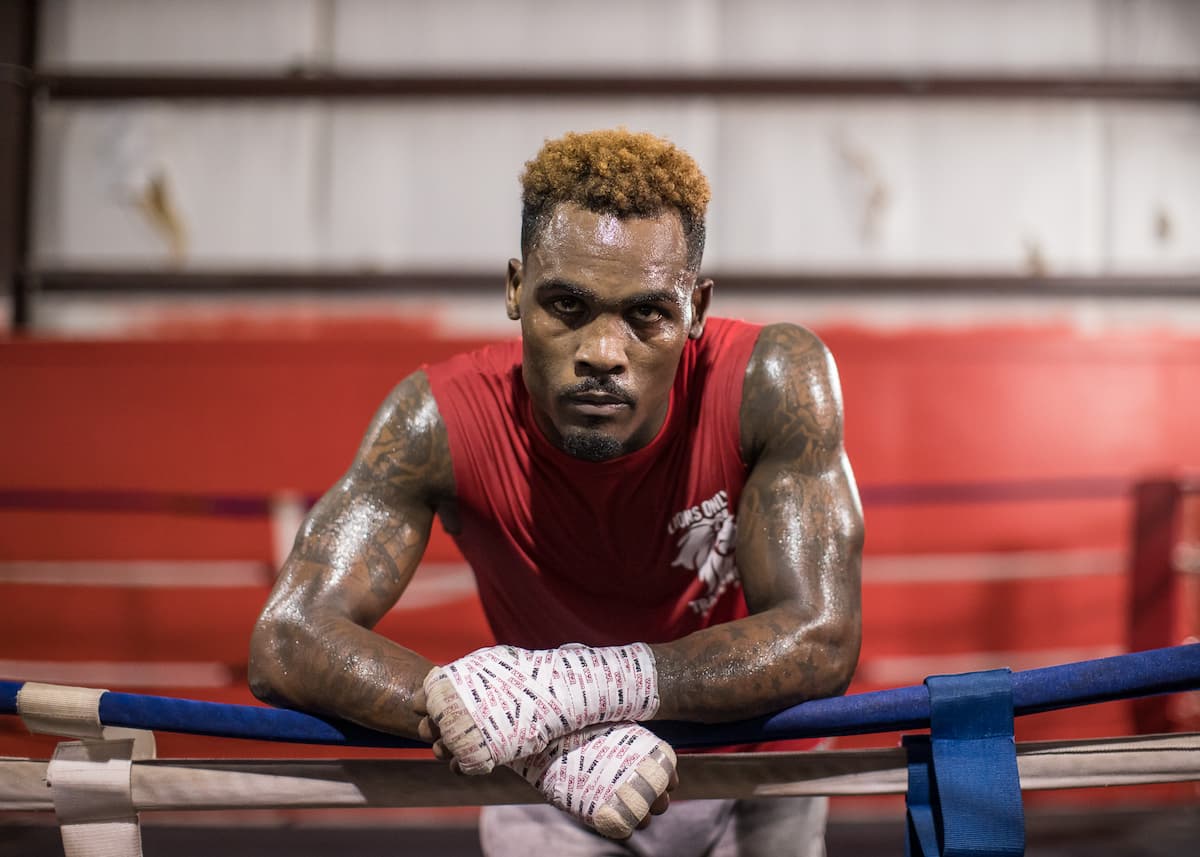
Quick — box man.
[249,128,863,856]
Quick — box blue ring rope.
[2,644,1197,750]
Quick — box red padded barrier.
[1,325,1199,790]
[3,328,1198,495]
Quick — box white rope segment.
[16,682,156,759]
[15,683,158,857]
[1,733,1196,813]
[48,740,143,857]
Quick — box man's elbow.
[247,614,305,708]
[828,622,861,698]
[809,611,862,700]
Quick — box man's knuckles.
[592,742,677,840]
[416,716,438,743]
[650,792,671,816]
[422,668,497,774]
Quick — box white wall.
[23,0,1200,331]
[39,0,1200,72]
[32,98,1200,276]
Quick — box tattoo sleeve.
[651,324,865,723]
[247,370,456,739]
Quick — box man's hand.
[415,686,677,839]
[512,722,677,839]
[417,643,660,774]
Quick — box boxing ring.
[2,473,1199,854]
[3,340,1198,856]
[3,644,1199,856]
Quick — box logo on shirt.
[668,489,740,615]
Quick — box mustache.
[560,377,636,406]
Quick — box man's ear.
[688,277,713,339]
[506,258,522,320]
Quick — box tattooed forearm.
[652,461,862,721]
[248,371,455,739]
[651,324,864,722]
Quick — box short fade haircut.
[519,128,711,270]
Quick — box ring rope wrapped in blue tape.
[1,644,1197,749]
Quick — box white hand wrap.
[423,642,659,774]
[511,722,675,840]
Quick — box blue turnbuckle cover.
[905,668,1025,857]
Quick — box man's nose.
[575,316,628,376]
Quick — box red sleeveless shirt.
[424,317,762,649]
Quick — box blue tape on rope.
[925,669,1024,856]
[904,735,940,857]
[1,644,1198,748]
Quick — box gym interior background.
[1,1,1198,854]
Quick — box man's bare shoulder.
[354,370,456,506]
[739,323,843,468]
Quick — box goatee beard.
[561,430,624,462]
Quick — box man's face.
[507,203,711,461]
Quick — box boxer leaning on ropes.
[249,128,863,857]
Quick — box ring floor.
[3,807,1198,857]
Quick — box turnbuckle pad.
[905,668,1025,857]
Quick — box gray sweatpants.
[480,796,828,857]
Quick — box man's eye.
[630,305,665,323]
[551,297,581,315]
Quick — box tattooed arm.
[247,370,455,739]
[650,323,864,722]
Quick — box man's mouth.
[563,391,632,417]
